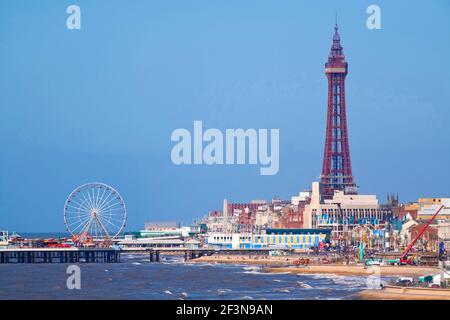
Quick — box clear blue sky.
[1,1,449,232]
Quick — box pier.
[0,247,285,264]
[0,248,120,264]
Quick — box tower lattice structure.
[320,24,356,199]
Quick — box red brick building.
[275,207,304,229]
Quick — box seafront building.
[0,231,8,249]
[416,198,450,220]
[119,236,186,248]
[205,185,399,251]
[303,182,391,241]
[206,229,330,250]
[391,197,450,250]
[140,221,201,238]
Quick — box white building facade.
[302,182,391,240]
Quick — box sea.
[0,233,385,300]
[0,254,387,300]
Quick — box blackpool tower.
[320,23,357,199]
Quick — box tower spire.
[331,20,342,53]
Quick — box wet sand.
[357,286,450,300]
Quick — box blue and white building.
[206,229,330,250]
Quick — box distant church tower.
[320,24,357,199]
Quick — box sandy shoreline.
[192,255,440,277]
[192,255,448,299]
[357,286,450,300]
[192,254,302,265]
[264,265,440,277]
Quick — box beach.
[358,286,450,300]
[264,264,440,277]
[192,254,450,299]
[192,254,302,265]
[192,255,440,276]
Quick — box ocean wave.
[295,273,368,291]
[241,270,291,275]
[177,292,188,300]
[302,273,340,279]
[330,276,367,287]
[274,288,291,293]
[296,281,313,289]
[169,259,186,264]
[123,254,144,259]
[198,263,216,267]
[217,289,232,296]
[242,266,259,271]
[298,273,368,286]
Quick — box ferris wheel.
[64,182,126,242]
